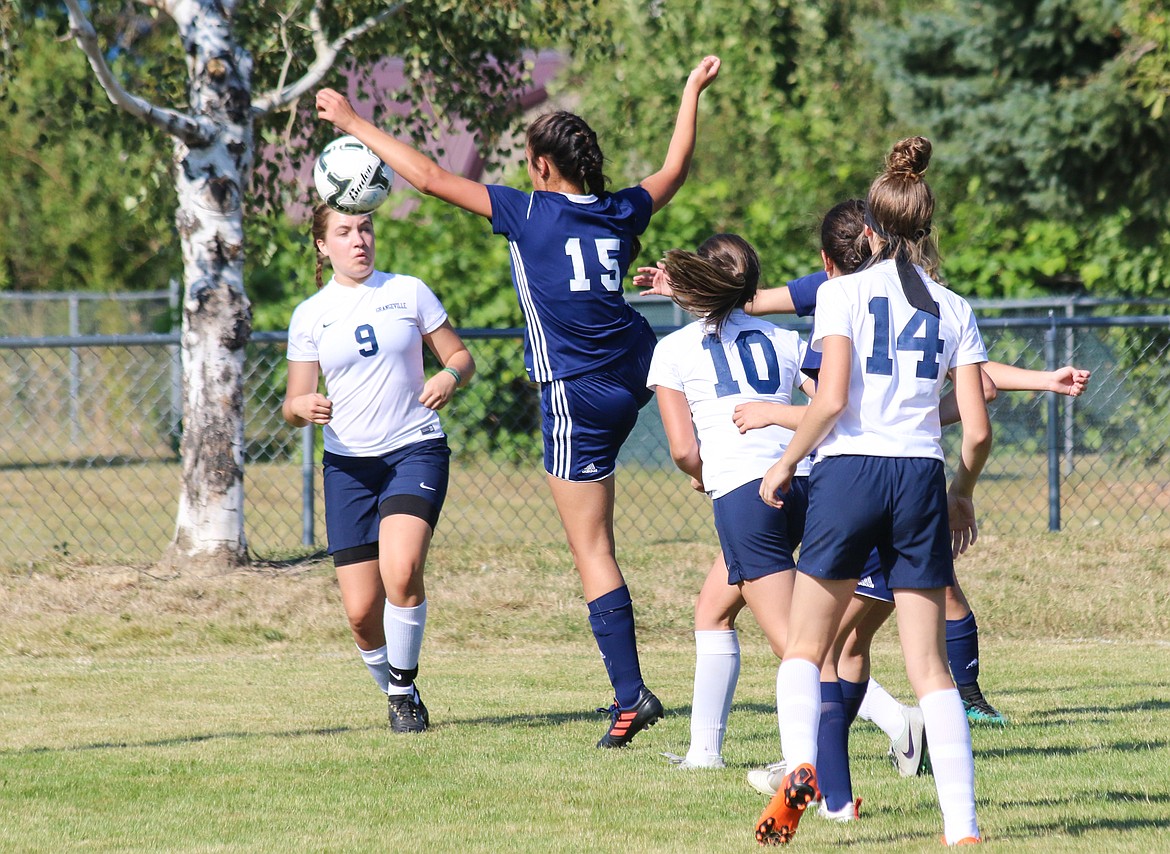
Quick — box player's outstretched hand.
[947,490,978,557]
[316,88,360,133]
[687,55,721,94]
[418,370,458,411]
[759,459,793,509]
[1051,366,1091,397]
[634,262,673,297]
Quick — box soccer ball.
[313,135,394,215]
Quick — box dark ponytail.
[526,111,609,196]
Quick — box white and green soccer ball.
[313,135,394,215]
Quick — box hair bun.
[886,136,932,180]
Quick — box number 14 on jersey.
[866,296,944,380]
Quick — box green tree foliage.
[565,0,910,283]
[866,0,1170,298]
[1126,0,1170,120]
[0,15,177,293]
[868,0,1169,221]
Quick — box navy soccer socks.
[587,585,645,709]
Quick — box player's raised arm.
[639,56,721,213]
[744,286,797,315]
[316,88,492,219]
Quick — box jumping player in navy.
[317,55,721,747]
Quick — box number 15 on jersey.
[565,238,622,292]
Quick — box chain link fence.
[0,289,177,339]
[0,307,1167,566]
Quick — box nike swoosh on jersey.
[420,482,436,491]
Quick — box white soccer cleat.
[661,751,726,769]
[746,760,787,796]
[887,705,929,777]
[818,796,861,822]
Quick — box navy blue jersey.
[487,184,655,382]
[788,270,828,374]
[788,271,826,318]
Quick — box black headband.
[864,206,939,317]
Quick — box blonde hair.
[663,234,761,337]
[865,137,941,279]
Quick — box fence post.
[1044,312,1061,531]
[168,279,183,448]
[69,294,80,445]
[1063,301,1076,475]
[301,423,315,546]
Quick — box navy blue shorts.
[798,455,954,590]
[322,438,450,562]
[540,336,654,481]
[853,549,893,603]
[713,476,808,584]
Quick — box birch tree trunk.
[163,2,254,568]
[60,0,579,570]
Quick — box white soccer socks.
[775,658,822,770]
[920,687,979,844]
[384,598,427,697]
[685,629,741,766]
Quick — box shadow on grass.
[1,725,358,756]
[446,708,621,729]
[1030,698,1170,717]
[992,681,1170,698]
[1010,815,1170,837]
[975,739,1169,761]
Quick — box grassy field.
[2,533,1169,852]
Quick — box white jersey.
[287,271,449,456]
[647,310,811,499]
[811,259,987,461]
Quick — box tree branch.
[252,1,405,116]
[62,0,208,145]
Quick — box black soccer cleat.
[388,688,429,734]
[596,687,664,748]
[959,682,1006,726]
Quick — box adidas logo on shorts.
[581,463,600,475]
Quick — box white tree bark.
[67,0,254,568]
[164,0,254,567]
[63,0,405,569]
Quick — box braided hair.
[525,111,609,197]
[310,203,334,290]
